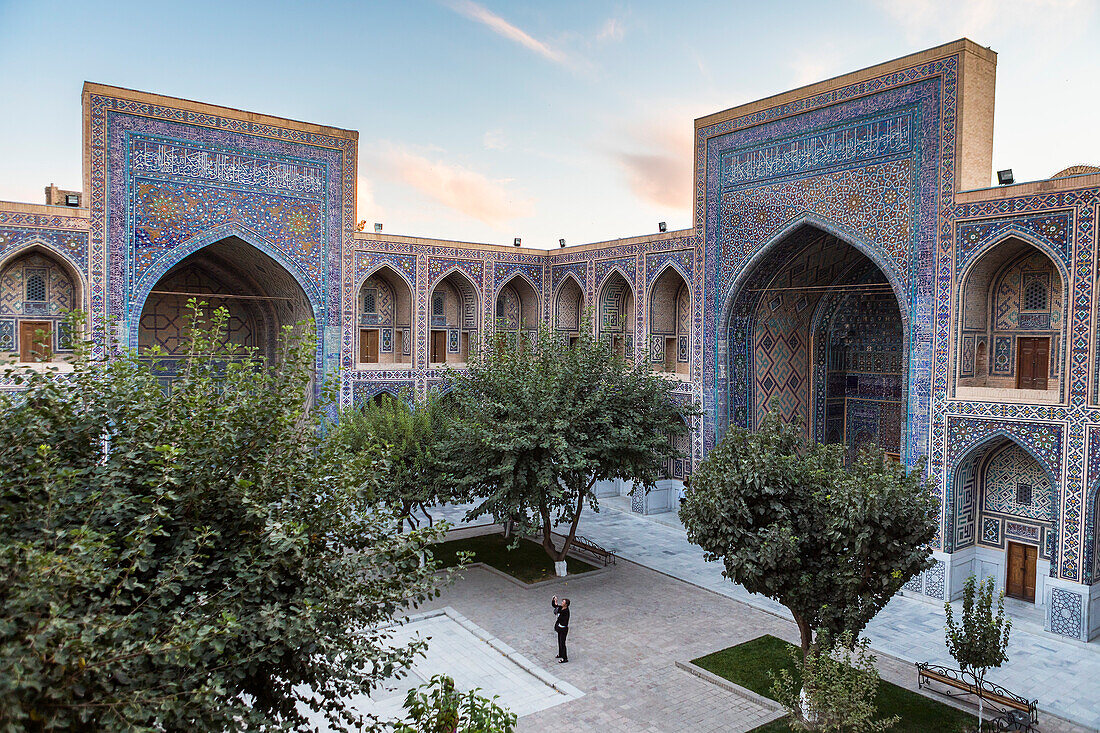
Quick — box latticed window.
[432,293,444,317]
[1023,279,1047,311]
[25,271,46,302]
[363,289,377,314]
[496,299,505,319]
[1016,483,1033,506]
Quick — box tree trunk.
[792,610,814,660]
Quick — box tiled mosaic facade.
[5,42,1100,641]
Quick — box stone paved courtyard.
[424,503,1098,731]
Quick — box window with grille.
[496,299,505,319]
[363,289,377,314]
[1016,483,1033,506]
[432,293,444,316]
[1022,279,1047,311]
[25,271,46,302]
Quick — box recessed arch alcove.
[955,235,1065,402]
[0,244,83,364]
[428,270,480,365]
[495,274,539,351]
[718,222,907,460]
[136,235,314,369]
[554,274,584,345]
[596,270,634,359]
[649,264,691,377]
[357,265,412,368]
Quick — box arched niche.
[597,270,634,360]
[950,434,1057,604]
[956,237,1064,401]
[495,274,539,351]
[554,275,584,346]
[0,246,83,364]
[648,265,691,377]
[428,270,479,365]
[136,236,313,370]
[357,266,412,368]
[719,223,906,459]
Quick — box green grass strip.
[691,635,975,733]
[432,533,597,584]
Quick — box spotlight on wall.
[559,238,566,248]
[997,169,1015,185]
[658,221,667,233]
[513,237,522,247]
[374,222,383,232]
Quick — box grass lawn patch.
[691,635,975,733]
[431,533,597,584]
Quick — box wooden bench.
[917,662,1037,726]
[569,535,617,566]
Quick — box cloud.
[483,129,508,150]
[872,0,1089,42]
[596,17,625,42]
[377,144,534,228]
[356,176,385,223]
[610,115,694,210]
[444,0,570,66]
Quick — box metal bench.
[569,535,617,566]
[916,662,1037,727]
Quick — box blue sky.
[1,0,1097,248]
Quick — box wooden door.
[1017,337,1050,390]
[19,321,52,362]
[360,329,379,363]
[430,331,447,363]
[1006,541,1037,602]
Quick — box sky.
[1,0,1098,249]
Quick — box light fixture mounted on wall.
[559,239,566,248]
[658,222,667,233]
[374,222,383,232]
[513,237,521,247]
[997,169,1014,185]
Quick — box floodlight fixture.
[513,237,522,247]
[658,221,667,233]
[997,169,1014,185]
[559,238,566,248]
[374,222,383,232]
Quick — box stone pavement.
[425,501,1100,731]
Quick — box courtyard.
[424,503,1100,731]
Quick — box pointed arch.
[0,241,86,362]
[648,263,691,376]
[428,268,480,364]
[356,263,413,367]
[495,272,540,332]
[553,273,585,334]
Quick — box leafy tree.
[944,575,1012,727]
[679,412,937,656]
[440,317,692,574]
[0,305,447,732]
[392,674,516,733]
[771,629,897,733]
[330,389,449,531]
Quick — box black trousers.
[556,627,568,660]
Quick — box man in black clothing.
[551,595,569,663]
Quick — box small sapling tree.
[680,412,938,657]
[944,575,1012,728]
[393,674,517,733]
[441,316,692,575]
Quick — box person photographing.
[551,596,569,663]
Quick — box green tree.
[0,306,447,732]
[679,412,937,656]
[771,629,897,733]
[330,389,449,531]
[392,674,516,733]
[441,317,692,574]
[944,575,1012,727]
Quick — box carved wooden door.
[1017,337,1049,390]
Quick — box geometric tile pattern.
[983,442,1055,523]
[1049,587,1083,639]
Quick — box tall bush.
[0,306,446,732]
